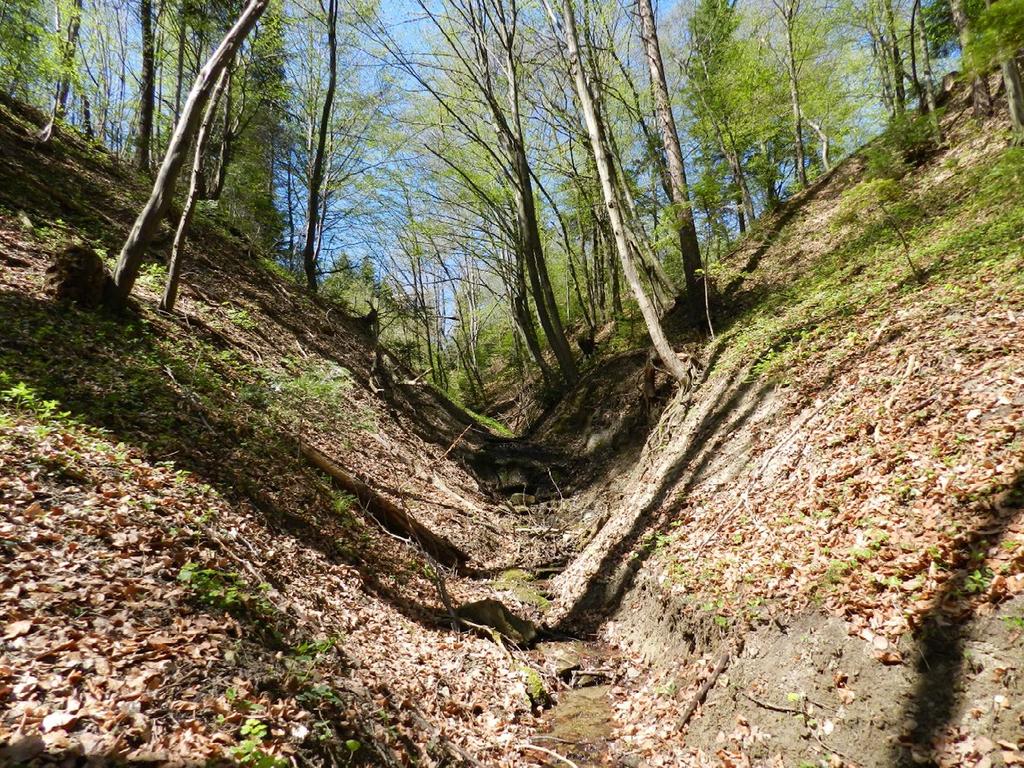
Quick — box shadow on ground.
[889,470,1024,767]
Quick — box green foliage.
[272,361,354,410]
[226,307,257,330]
[177,562,273,618]
[864,113,941,181]
[465,408,514,437]
[137,262,168,291]
[232,719,286,768]
[964,0,1024,73]
[963,566,994,594]
[0,374,72,424]
[834,178,905,226]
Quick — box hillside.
[2,76,1024,768]
[0,95,568,766]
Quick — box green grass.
[708,144,1024,385]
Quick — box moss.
[492,569,551,610]
[517,665,551,708]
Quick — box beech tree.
[160,66,231,312]
[636,0,703,320]
[545,0,692,383]
[111,0,272,305]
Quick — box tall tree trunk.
[111,0,271,305]
[512,263,554,386]
[160,66,230,312]
[783,5,808,187]
[39,0,84,143]
[174,6,187,125]
[636,0,703,320]
[301,0,338,292]
[910,0,939,118]
[883,0,906,113]
[494,10,577,385]
[548,0,690,383]
[950,0,992,116]
[82,94,94,139]
[512,149,577,383]
[209,66,234,199]
[135,0,156,171]
[804,116,830,171]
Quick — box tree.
[300,0,339,292]
[635,0,703,322]
[545,0,692,383]
[967,0,1024,138]
[949,0,992,115]
[38,0,84,143]
[110,0,272,306]
[161,66,231,312]
[134,0,155,171]
[771,0,809,186]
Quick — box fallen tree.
[299,441,469,569]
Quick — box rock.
[16,210,33,233]
[517,664,551,709]
[509,492,536,507]
[455,598,538,645]
[536,641,582,677]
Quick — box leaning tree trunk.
[301,0,338,292]
[160,67,230,312]
[110,0,271,306]
[549,0,691,383]
[135,0,156,171]
[636,0,702,321]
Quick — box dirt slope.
[535,81,1024,766]
[0,96,562,766]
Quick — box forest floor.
[1,81,1024,768]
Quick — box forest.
[1,0,1023,764]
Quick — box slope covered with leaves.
[537,83,1024,767]
[0,96,556,766]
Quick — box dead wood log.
[299,442,469,569]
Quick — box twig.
[740,690,805,715]
[522,743,581,768]
[680,638,743,728]
[815,734,860,766]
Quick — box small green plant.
[835,179,923,280]
[138,261,168,291]
[964,567,994,594]
[0,375,71,423]
[231,719,286,768]
[227,307,257,330]
[1002,616,1024,631]
[332,492,358,516]
[177,562,273,618]
[298,684,342,708]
